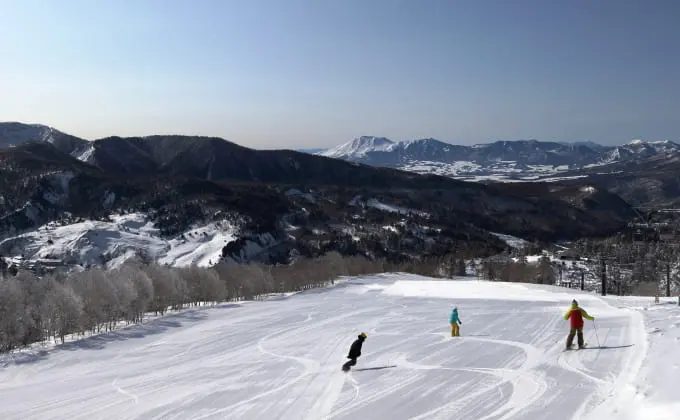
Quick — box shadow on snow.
[0,303,242,368]
[578,344,635,350]
[354,365,398,372]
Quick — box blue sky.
[1,0,679,148]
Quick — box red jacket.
[564,306,594,328]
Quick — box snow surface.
[584,296,680,420]
[0,213,237,269]
[365,198,429,217]
[490,232,528,249]
[1,274,674,419]
[75,144,96,163]
[399,160,483,176]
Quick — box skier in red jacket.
[564,299,595,349]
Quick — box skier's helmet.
[359,332,367,339]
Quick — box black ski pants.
[343,357,357,370]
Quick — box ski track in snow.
[0,274,647,420]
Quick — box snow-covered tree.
[43,280,83,343]
[0,276,26,352]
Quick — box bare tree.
[116,264,154,323]
[0,276,26,352]
[66,269,115,333]
[15,271,47,346]
[43,281,83,344]
[177,266,225,305]
[322,251,348,283]
[143,264,176,315]
[536,256,556,285]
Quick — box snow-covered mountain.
[0,212,284,273]
[0,122,90,158]
[0,122,64,147]
[321,135,398,158]
[319,136,680,182]
[3,122,678,184]
[596,139,680,165]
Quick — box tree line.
[476,254,556,284]
[0,251,469,353]
[572,238,680,296]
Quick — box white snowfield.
[1,274,678,420]
[0,213,236,270]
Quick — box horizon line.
[0,120,671,150]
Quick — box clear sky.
[1,0,679,149]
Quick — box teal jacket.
[450,309,462,325]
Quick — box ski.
[565,342,588,351]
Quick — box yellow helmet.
[360,332,367,338]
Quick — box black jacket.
[347,335,365,359]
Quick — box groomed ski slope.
[0,274,676,420]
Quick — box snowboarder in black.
[342,332,367,371]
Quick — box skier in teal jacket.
[450,307,462,337]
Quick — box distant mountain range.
[0,121,641,274]
[317,136,680,182]
[5,124,676,185]
[3,122,680,209]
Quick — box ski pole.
[592,320,601,347]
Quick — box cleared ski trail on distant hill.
[0,275,645,420]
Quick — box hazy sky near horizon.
[1,0,679,149]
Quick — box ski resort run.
[1,274,677,420]
[0,213,238,271]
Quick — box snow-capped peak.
[627,139,679,148]
[622,139,680,153]
[319,136,396,158]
